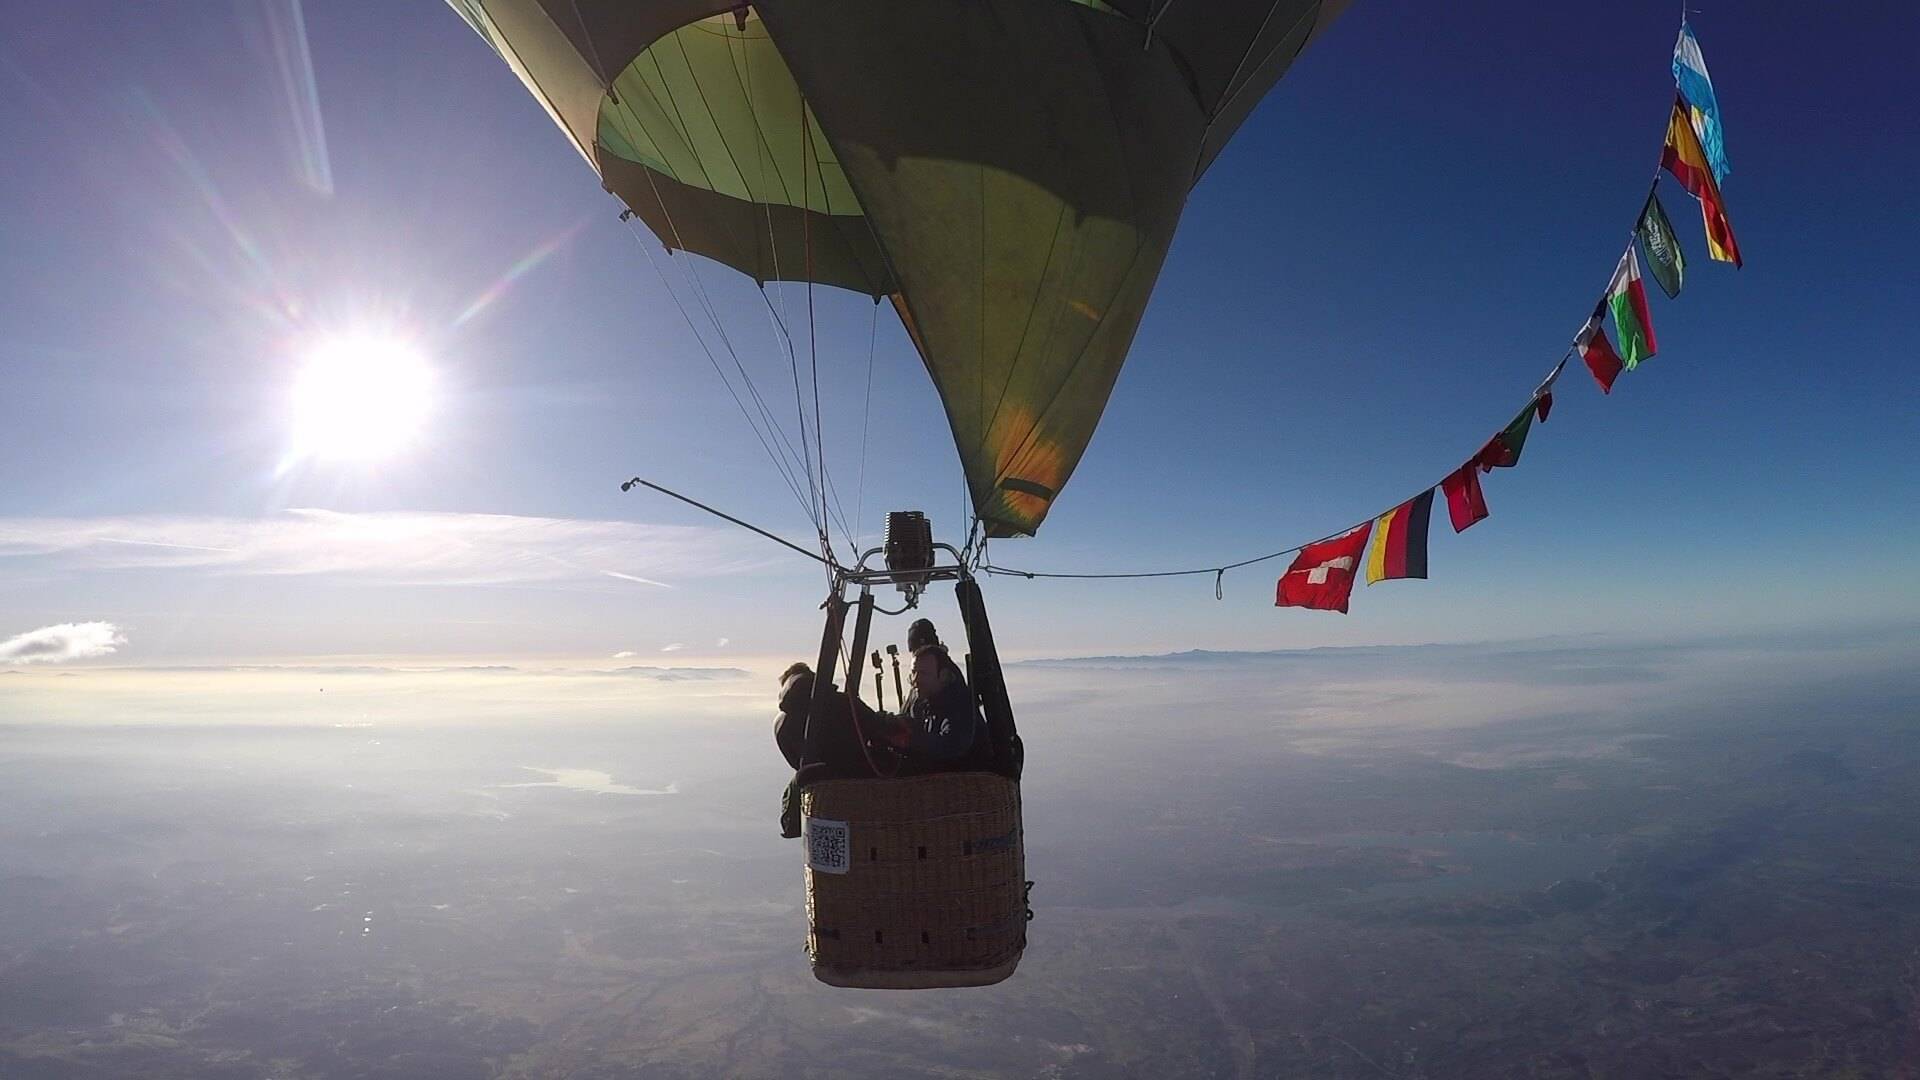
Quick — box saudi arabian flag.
[1637,193,1686,299]
[1605,247,1657,369]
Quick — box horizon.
[3,0,1915,682]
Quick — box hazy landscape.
[4,627,1917,1078]
[5,1,1916,1076]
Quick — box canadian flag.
[1275,523,1374,613]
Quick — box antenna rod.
[622,478,831,567]
[886,643,905,705]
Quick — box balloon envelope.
[452,0,1348,536]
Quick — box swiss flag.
[1275,523,1373,614]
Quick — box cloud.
[0,510,775,588]
[660,643,684,653]
[1004,627,1920,763]
[601,569,671,588]
[1014,639,1676,688]
[0,622,126,665]
[611,650,637,659]
[597,666,750,681]
[715,637,730,648]
[80,663,752,681]
[116,664,521,675]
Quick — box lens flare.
[289,335,433,462]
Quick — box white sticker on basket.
[806,817,851,875]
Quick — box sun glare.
[289,335,434,463]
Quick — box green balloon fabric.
[451,0,1347,536]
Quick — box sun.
[289,334,434,463]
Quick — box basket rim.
[811,954,1022,990]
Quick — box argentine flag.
[1673,21,1730,183]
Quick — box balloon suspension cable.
[623,477,836,570]
[960,516,986,572]
[983,530,1329,588]
[799,98,844,566]
[1142,0,1180,48]
[618,209,818,531]
[729,14,823,538]
[985,345,1573,597]
[620,219,801,510]
[852,302,879,555]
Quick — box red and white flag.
[1575,315,1624,394]
[1275,524,1373,613]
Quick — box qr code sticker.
[806,817,851,875]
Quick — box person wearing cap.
[773,661,900,780]
[900,619,985,768]
[773,661,906,836]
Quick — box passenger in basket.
[774,661,907,837]
[773,662,897,781]
[899,619,987,770]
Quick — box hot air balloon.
[451,0,1348,988]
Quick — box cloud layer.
[0,510,773,588]
[0,622,125,665]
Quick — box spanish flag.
[1662,97,1743,267]
[1367,490,1433,585]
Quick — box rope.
[1197,0,1324,177]
[802,100,830,562]
[675,20,838,516]
[785,99,861,564]
[1143,0,1180,48]
[566,0,609,84]
[624,217,814,521]
[984,349,1571,595]
[621,160,819,529]
[785,285,821,537]
[728,15,823,538]
[983,533,1318,584]
[853,301,879,549]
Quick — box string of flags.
[1272,16,1743,614]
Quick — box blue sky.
[1,0,1915,671]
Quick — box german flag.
[1366,490,1434,585]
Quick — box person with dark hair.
[773,662,894,779]
[773,661,901,836]
[900,619,986,768]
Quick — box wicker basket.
[800,771,1026,989]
